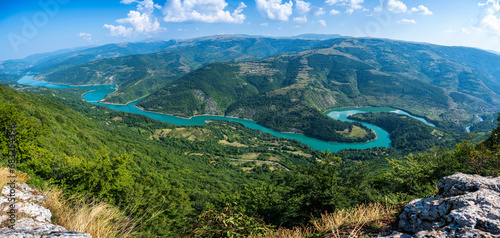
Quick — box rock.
[438,173,500,197]
[398,172,500,238]
[0,183,91,238]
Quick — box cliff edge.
[0,183,91,238]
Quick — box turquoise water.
[17,75,433,152]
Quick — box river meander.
[17,76,434,152]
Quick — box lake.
[17,75,435,152]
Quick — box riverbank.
[16,75,393,152]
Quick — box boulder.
[398,173,500,238]
[0,183,91,238]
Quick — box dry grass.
[268,226,315,238]
[266,203,397,238]
[42,186,138,238]
[0,167,138,237]
[0,167,30,187]
[312,203,393,232]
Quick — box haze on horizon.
[1,0,500,61]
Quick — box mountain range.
[2,34,499,141]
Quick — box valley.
[1,34,500,237]
[17,75,448,152]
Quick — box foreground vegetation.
[1,83,499,237]
[0,167,136,237]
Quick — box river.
[16,76,434,152]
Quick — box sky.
[1,0,500,61]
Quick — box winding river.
[17,76,434,152]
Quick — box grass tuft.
[266,203,398,238]
[0,167,137,238]
[42,186,137,238]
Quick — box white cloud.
[318,19,326,26]
[117,10,162,34]
[481,14,500,34]
[397,18,416,24]
[387,0,406,13]
[315,7,326,16]
[325,0,365,14]
[256,0,294,21]
[330,9,340,15]
[105,0,164,37]
[77,32,92,42]
[293,15,308,23]
[121,0,161,14]
[163,0,246,23]
[295,0,311,15]
[478,0,500,35]
[410,5,433,15]
[103,24,134,37]
[261,22,269,26]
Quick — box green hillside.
[0,74,21,85]
[0,84,319,235]
[2,80,500,237]
[36,35,324,103]
[137,37,500,138]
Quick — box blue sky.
[1,0,500,61]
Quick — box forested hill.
[2,81,500,237]
[34,35,327,103]
[137,37,500,133]
[0,83,321,236]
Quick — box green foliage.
[0,74,22,85]
[0,104,45,165]
[349,112,465,153]
[185,203,274,238]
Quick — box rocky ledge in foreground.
[0,183,91,238]
[388,172,500,238]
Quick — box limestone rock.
[398,172,500,238]
[0,183,91,238]
[438,173,500,197]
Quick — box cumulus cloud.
[261,22,269,26]
[387,0,407,13]
[104,0,164,37]
[103,24,134,37]
[410,5,433,15]
[325,0,365,14]
[315,7,325,15]
[163,0,246,23]
[478,0,500,35]
[256,0,294,21]
[117,10,162,34]
[318,19,326,26]
[397,18,416,24]
[295,0,311,15]
[330,9,340,15]
[77,32,92,42]
[293,15,308,23]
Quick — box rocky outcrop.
[397,173,500,238]
[0,183,91,238]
